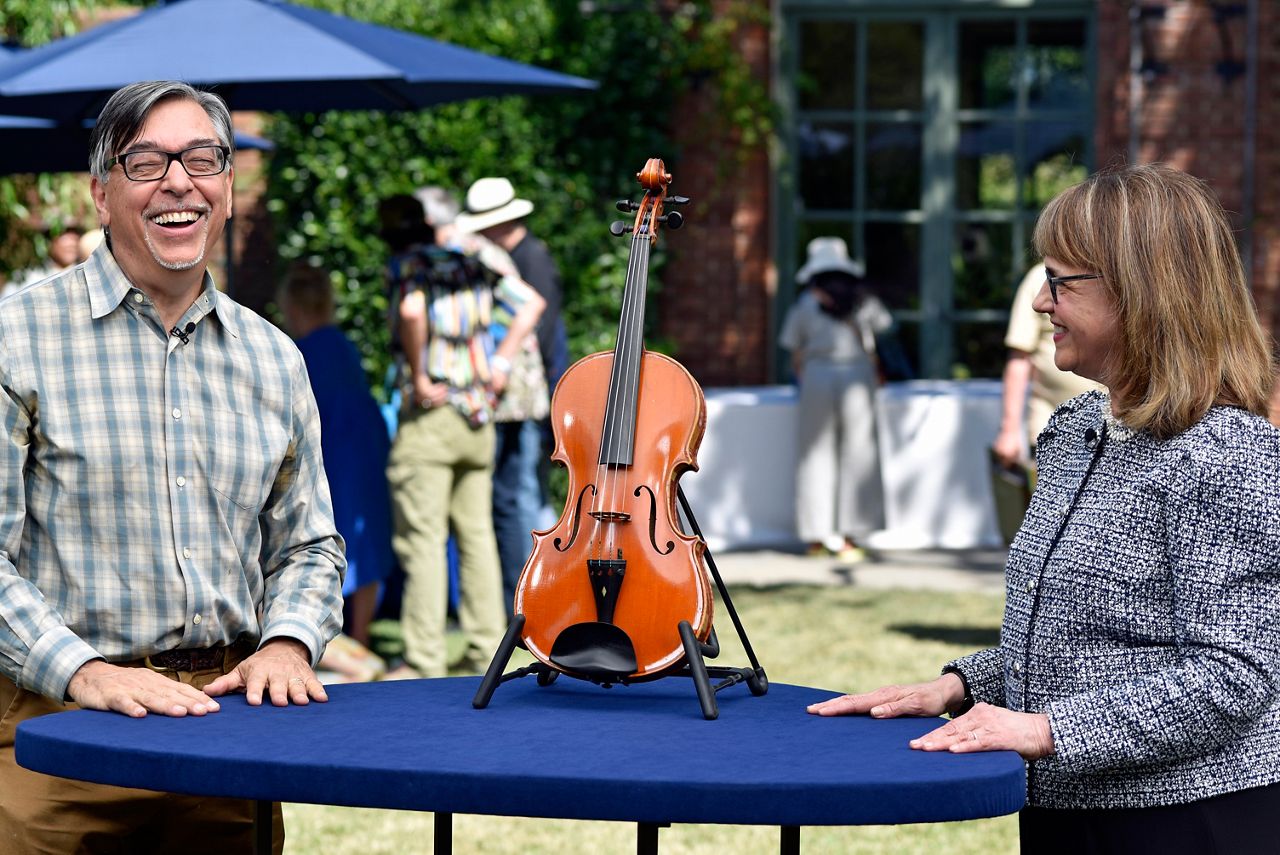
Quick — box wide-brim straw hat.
[454,177,535,233]
[795,236,866,284]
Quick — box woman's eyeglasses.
[1046,272,1102,303]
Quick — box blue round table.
[16,677,1025,852]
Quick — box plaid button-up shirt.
[0,245,345,701]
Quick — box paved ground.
[710,546,1009,594]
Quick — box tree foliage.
[0,0,99,280]
[265,0,767,393]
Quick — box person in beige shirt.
[992,263,1100,467]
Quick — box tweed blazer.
[949,391,1280,809]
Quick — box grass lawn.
[283,584,1017,854]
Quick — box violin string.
[602,217,647,565]
[618,219,650,560]
[593,208,642,564]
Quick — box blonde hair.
[1033,163,1273,439]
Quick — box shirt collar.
[83,242,238,337]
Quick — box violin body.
[515,349,712,679]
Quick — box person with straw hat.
[780,236,892,562]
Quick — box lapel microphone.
[170,322,196,345]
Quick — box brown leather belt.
[144,647,230,672]
[116,638,255,673]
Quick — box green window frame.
[775,1,1096,380]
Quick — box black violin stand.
[472,487,768,719]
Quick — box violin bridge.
[588,510,631,522]
[586,558,627,625]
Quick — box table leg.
[435,811,453,854]
[637,821,660,854]
[780,825,800,855]
[253,800,272,855]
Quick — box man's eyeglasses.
[108,145,230,182]
[1046,272,1102,304]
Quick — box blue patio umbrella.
[0,0,596,123]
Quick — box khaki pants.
[0,650,284,855]
[388,405,507,676]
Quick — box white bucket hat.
[454,177,535,233]
[795,236,866,284]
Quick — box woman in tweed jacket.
[809,164,1280,852]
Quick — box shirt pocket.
[200,405,289,513]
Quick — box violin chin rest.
[549,622,639,680]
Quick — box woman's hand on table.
[910,704,1055,761]
[806,674,963,719]
[806,674,1054,760]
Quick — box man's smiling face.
[91,96,233,295]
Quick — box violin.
[513,158,711,681]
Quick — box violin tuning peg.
[609,220,631,237]
[660,211,684,230]
[615,199,640,213]
[667,195,690,206]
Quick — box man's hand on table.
[66,660,221,718]
[204,638,328,707]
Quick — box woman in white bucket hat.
[779,236,892,561]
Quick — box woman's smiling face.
[1033,257,1120,386]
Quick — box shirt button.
[1026,579,1037,593]
[183,547,191,559]
[192,614,202,625]
[172,408,182,420]
[132,292,144,303]
[1012,661,1023,677]
[176,476,186,487]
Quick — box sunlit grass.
[284,585,1016,854]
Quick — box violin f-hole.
[634,485,675,555]
[554,484,596,552]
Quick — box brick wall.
[1095,0,1280,340]
[661,8,773,387]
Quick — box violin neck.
[598,230,652,467]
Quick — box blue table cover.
[17,678,1025,826]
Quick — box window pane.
[798,121,854,210]
[799,20,858,110]
[954,221,1015,311]
[959,20,1017,110]
[1024,122,1089,208]
[866,123,921,210]
[952,321,1008,379]
[864,222,920,311]
[957,122,1016,210]
[1028,19,1088,110]
[867,22,923,110]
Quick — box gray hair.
[88,81,234,181]
[413,186,460,227]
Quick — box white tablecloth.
[679,381,1004,551]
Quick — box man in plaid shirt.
[0,81,344,852]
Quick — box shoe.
[380,664,423,681]
[319,633,387,682]
[835,545,867,564]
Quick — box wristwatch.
[941,666,974,717]
[490,354,512,375]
